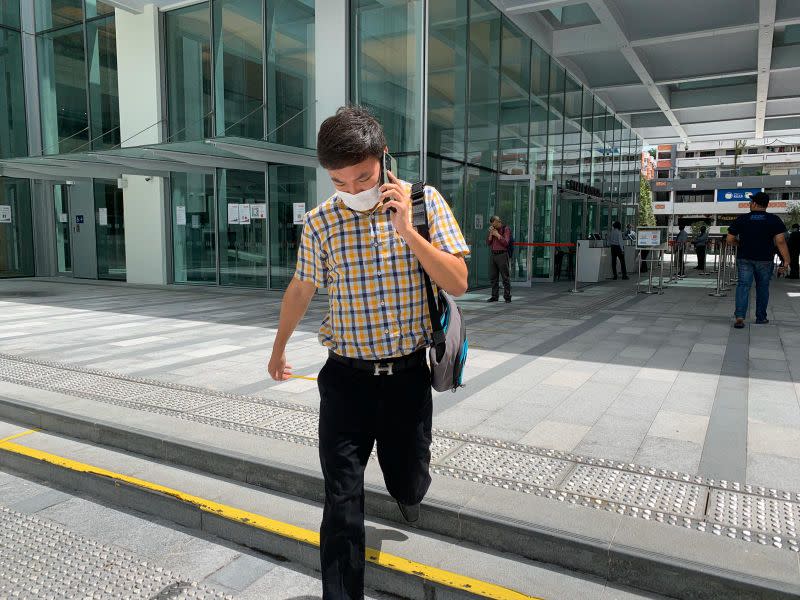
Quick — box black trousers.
[696,246,707,271]
[790,251,800,279]
[318,356,433,600]
[490,251,511,300]
[611,246,627,279]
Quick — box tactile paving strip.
[37,373,158,402]
[0,359,65,384]
[443,444,571,488]
[2,353,800,552]
[709,490,800,550]
[190,401,289,426]
[561,465,705,518]
[0,506,230,599]
[134,389,219,413]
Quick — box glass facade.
[351,0,424,180]
[213,0,263,139]
[166,4,213,142]
[0,15,27,158]
[0,178,34,278]
[37,1,120,154]
[349,1,641,285]
[265,0,315,148]
[166,0,315,147]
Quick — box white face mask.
[338,185,381,212]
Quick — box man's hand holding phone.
[380,169,412,236]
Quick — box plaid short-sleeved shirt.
[294,183,470,360]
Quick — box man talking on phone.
[267,106,469,599]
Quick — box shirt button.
[384,330,389,335]
[380,302,385,307]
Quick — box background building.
[651,138,800,231]
[0,0,642,288]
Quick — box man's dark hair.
[751,191,770,207]
[792,223,799,230]
[613,221,621,230]
[317,105,386,170]
[679,224,685,230]
[700,226,707,233]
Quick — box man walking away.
[675,225,689,277]
[267,106,469,600]
[694,226,709,272]
[609,221,629,280]
[727,191,789,328]
[487,216,512,303]
[789,223,800,279]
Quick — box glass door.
[53,184,72,275]
[94,180,126,280]
[497,175,532,284]
[533,181,556,279]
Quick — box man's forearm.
[776,237,790,265]
[403,228,468,296]
[273,279,316,352]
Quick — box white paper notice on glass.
[191,214,200,229]
[176,205,187,226]
[98,208,108,226]
[251,204,267,219]
[474,214,484,230]
[0,205,11,224]
[293,203,306,225]
[59,213,68,223]
[227,204,240,225]
[239,204,251,225]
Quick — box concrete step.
[0,381,798,599]
[0,419,665,600]
[0,468,398,599]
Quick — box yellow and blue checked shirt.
[294,183,470,360]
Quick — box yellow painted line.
[287,374,317,382]
[0,429,39,444]
[0,437,542,600]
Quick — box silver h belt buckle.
[373,362,394,376]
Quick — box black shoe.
[613,276,618,280]
[505,298,511,303]
[397,501,420,523]
[622,276,629,280]
[734,319,745,329]
[487,297,498,302]
[756,319,770,324]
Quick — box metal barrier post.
[570,242,582,294]
[730,246,738,283]
[709,238,727,297]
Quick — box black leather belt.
[327,349,426,376]
[492,250,507,254]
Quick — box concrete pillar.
[115,5,168,285]
[314,0,348,203]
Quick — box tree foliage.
[638,176,656,226]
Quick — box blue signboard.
[75,215,84,224]
[716,188,762,202]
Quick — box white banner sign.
[175,205,187,226]
[191,214,200,229]
[98,207,108,227]
[293,203,306,225]
[0,205,11,224]
[227,204,240,225]
[250,203,267,219]
[238,204,251,225]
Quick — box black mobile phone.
[380,152,398,212]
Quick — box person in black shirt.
[727,192,789,328]
[788,223,800,280]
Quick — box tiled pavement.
[1,273,800,494]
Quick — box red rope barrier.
[512,242,576,247]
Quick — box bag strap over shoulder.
[411,182,446,360]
